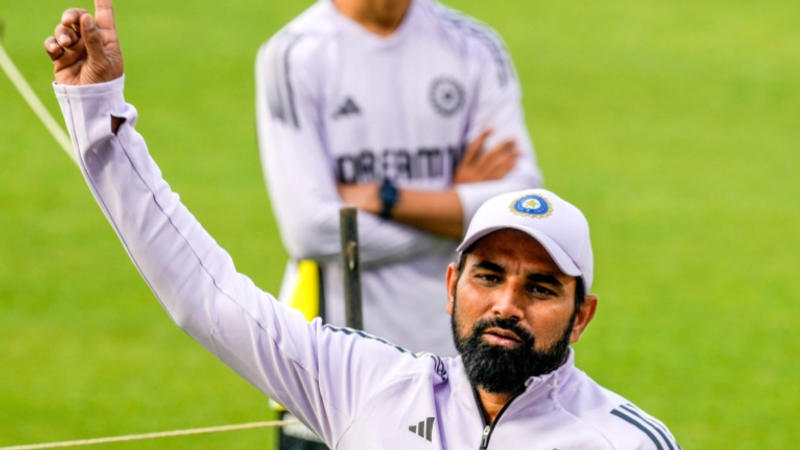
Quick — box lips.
[468,317,535,349]
[482,327,523,346]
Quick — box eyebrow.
[472,260,564,287]
[472,260,505,273]
[526,273,563,287]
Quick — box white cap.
[457,189,594,293]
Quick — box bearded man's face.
[445,229,588,394]
[451,297,575,393]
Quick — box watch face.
[380,179,399,218]
[381,180,398,203]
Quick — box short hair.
[456,249,586,309]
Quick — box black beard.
[452,299,575,395]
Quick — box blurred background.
[1,0,798,448]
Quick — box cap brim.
[457,225,581,278]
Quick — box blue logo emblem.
[511,194,552,218]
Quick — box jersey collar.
[325,0,424,47]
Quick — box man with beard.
[256,1,545,444]
[45,2,679,448]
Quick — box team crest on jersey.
[429,77,465,117]
[510,193,552,218]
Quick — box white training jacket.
[255,0,543,356]
[55,78,679,450]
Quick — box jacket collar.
[452,348,577,412]
[521,347,576,395]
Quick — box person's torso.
[276,0,511,355]
[289,0,505,190]
[334,354,666,449]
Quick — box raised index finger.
[94,0,116,30]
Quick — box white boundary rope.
[0,419,299,450]
[0,39,77,164]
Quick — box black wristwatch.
[379,178,399,219]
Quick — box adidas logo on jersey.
[408,417,435,442]
[333,97,361,118]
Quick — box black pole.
[339,207,363,330]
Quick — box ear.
[569,294,598,344]
[445,263,458,315]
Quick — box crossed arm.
[335,128,520,239]
[335,129,521,239]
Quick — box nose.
[490,284,524,321]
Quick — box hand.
[453,129,519,184]
[338,183,381,214]
[44,0,123,86]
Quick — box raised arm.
[44,2,407,444]
[255,38,451,266]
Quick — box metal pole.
[339,207,363,330]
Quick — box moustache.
[471,317,535,348]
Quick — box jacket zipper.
[476,390,522,450]
[479,425,491,450]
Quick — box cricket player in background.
[256,0,542,442]
[44,2,679,447]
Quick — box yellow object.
[288,260,320,321]
[273,260,321,413]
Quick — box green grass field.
[1,0,798,448]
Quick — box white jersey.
[55,78,679,449]
[256,0,543,356]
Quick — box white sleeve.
[255,36,451,266]
[54,76,416,446]
[455,36,544,225]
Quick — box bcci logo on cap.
[510,194,552,218]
